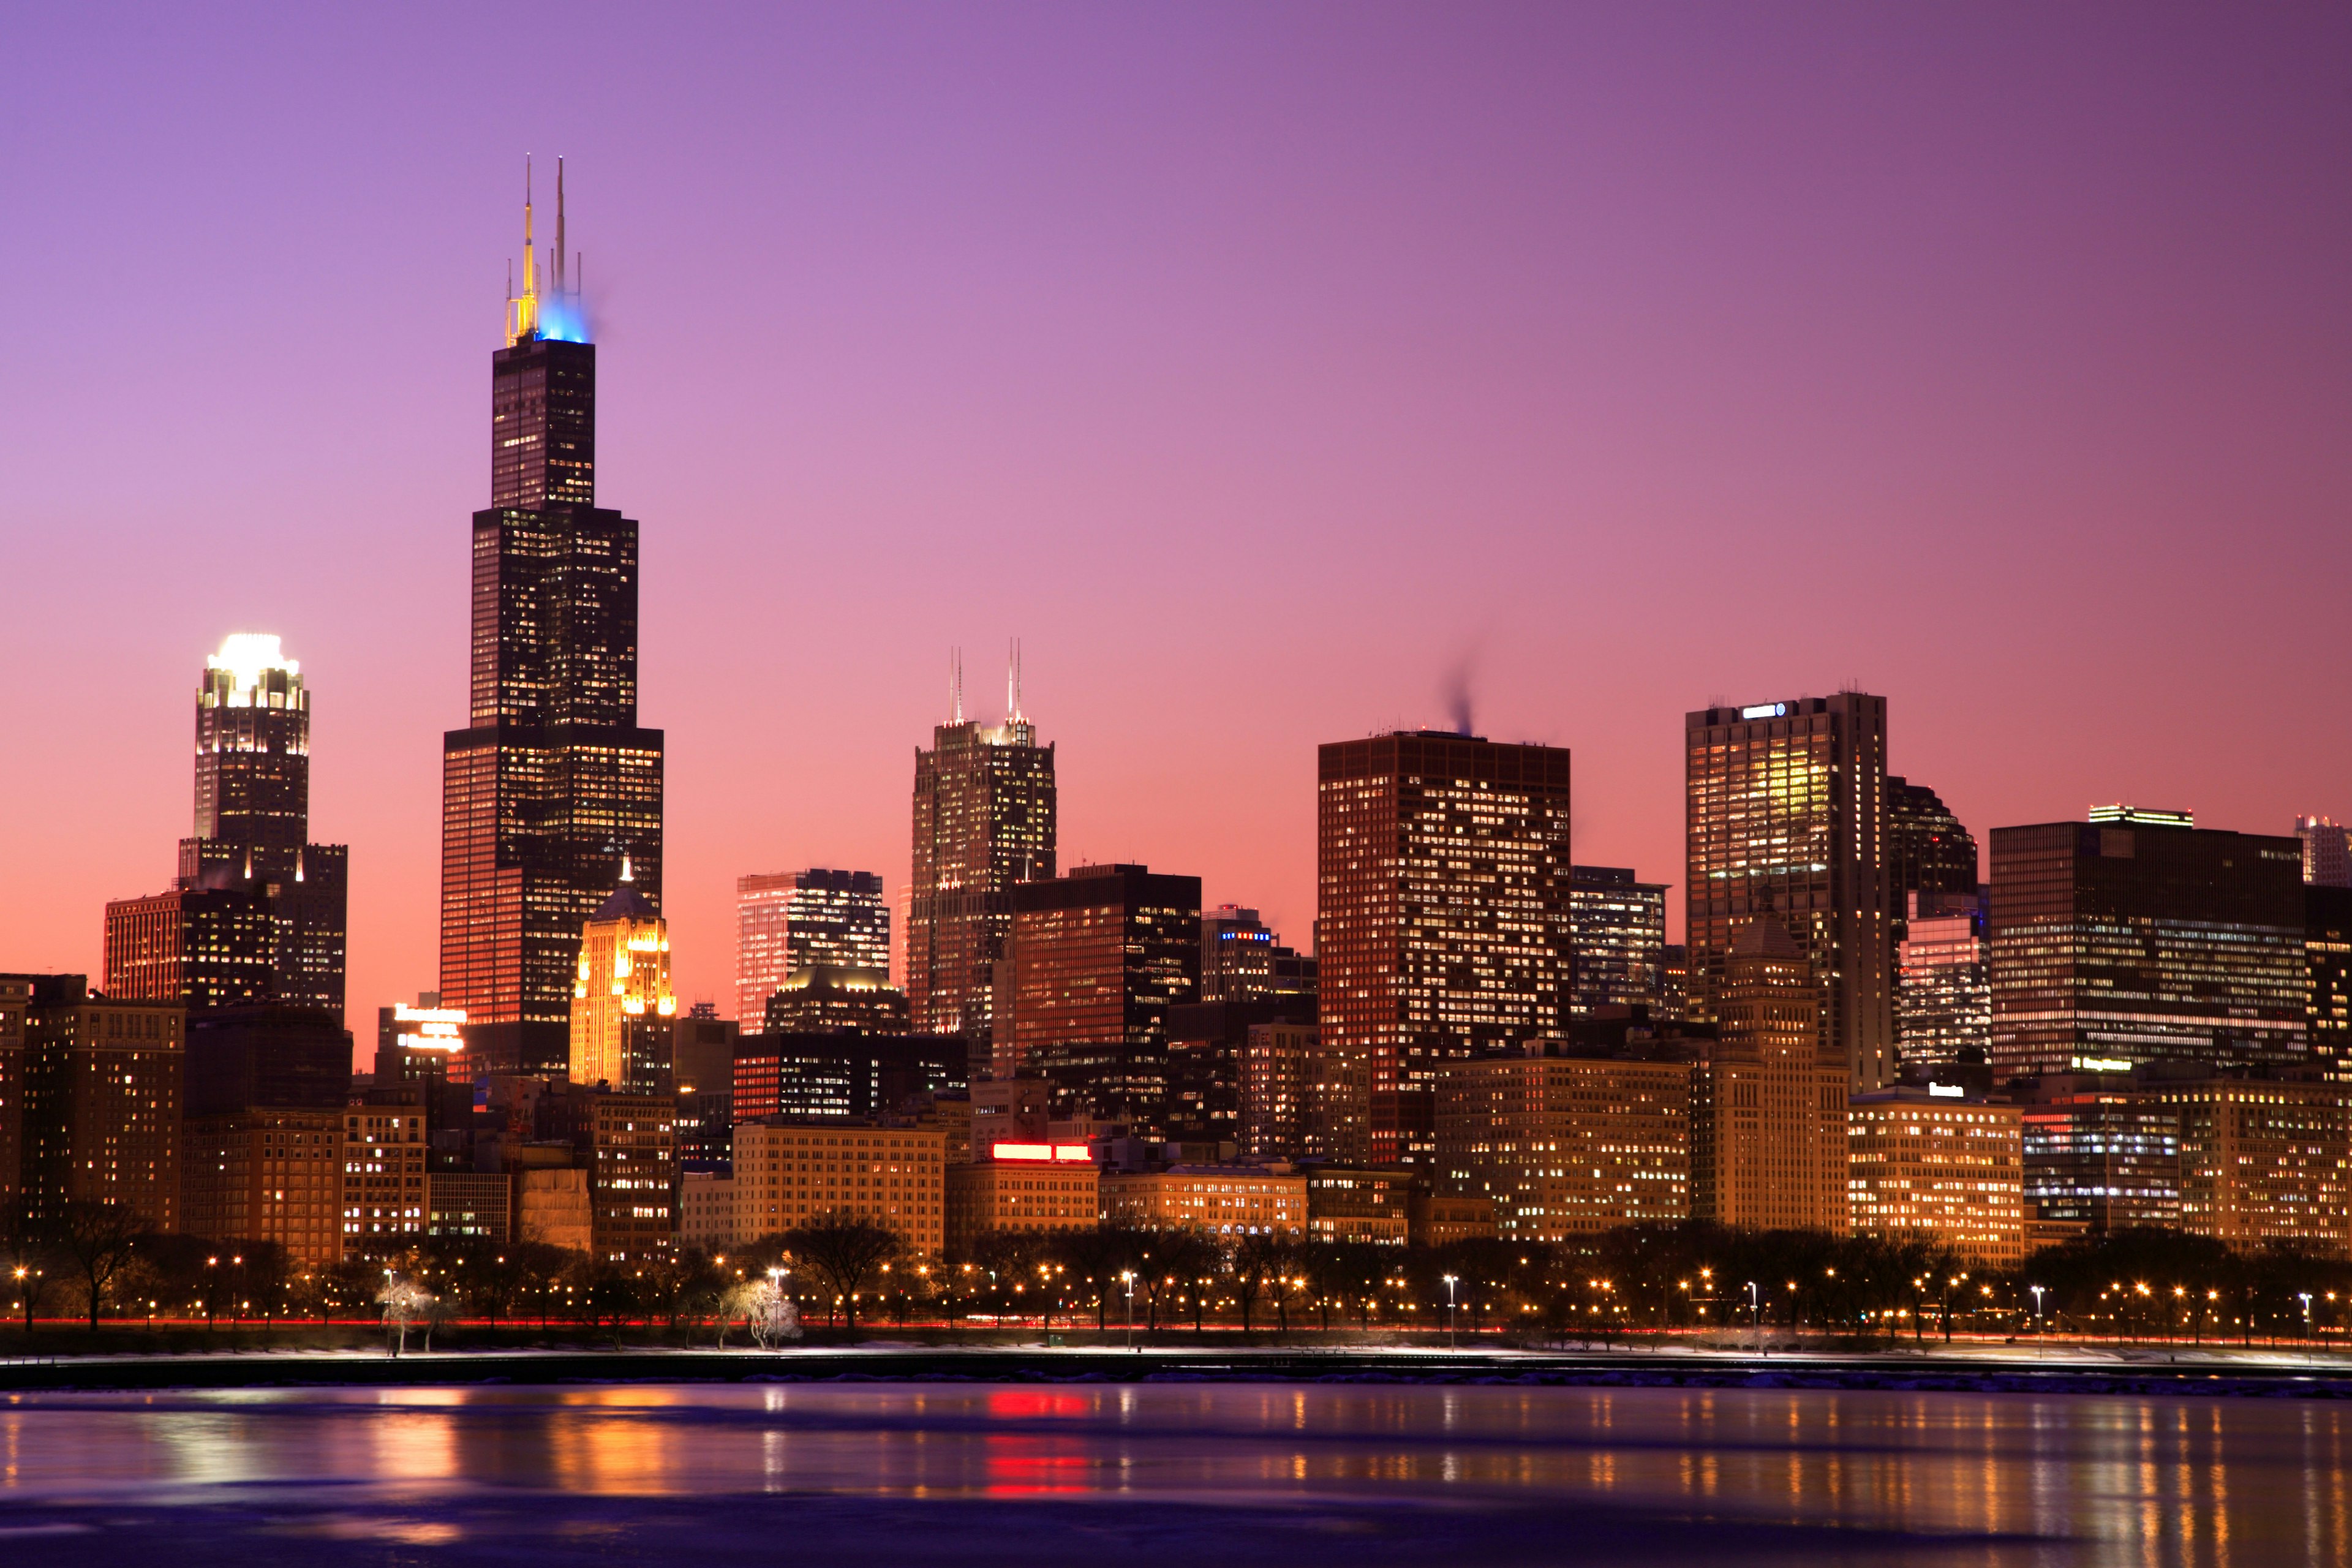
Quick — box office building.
[732,1032,968,1123]
[0,976,25,1210]
[2300,816,2352,889]
[673,1006,739,1172]
[679,1170,736,1250]
[1163,996,1315,1149]
[1895,891,1991,1073]
[341,1104,427,1256]
[730,1118,946,1253]
[570,1088,676,1261]
[1241,1019,1322,1159]
[1656,944,1691,1022]
[1319,732,1572,1164]
[570,878,676,1093]
[441,170,665,1076]
[178,1005,352,1263]
[103,886,277,1014]
[1986,815,2307,1077]
[1690,922,1849,1234]
[2017,1070,2182,1232]
[763,966,913,1035]
[945,1143,1099,1254]
[1886,776,1978,922]
[1567,866,1667,1017]
[2142,1072,2352,1255]
[1300,1165,1415,1245]
[1686,694,1894,1090]
[1435,1041,1692,1241]
[907,677,1057,1072]
[737,869,890,1029]
[17,978,183,1232]
[1845,1086,2025,1267]
[2311,884,2352,1080]
[1201,906,1320,1003]
[424,1172,511,1242]
[1099,1164,1306,1237]
[1001,864,1202,1128]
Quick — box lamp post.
[1746,1281,1761,1354]
[1121,1270,1136,1349]
[2030,1284,2046,1360]
[2301,1292,2315,1347]
[1443,1274,1458,1349]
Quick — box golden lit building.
[2142,1074,2352,1255]
[1436,1044,1691,1240]
[731,1119,946,1254]
[1692,921,1849,1234]
[342,1106,427,1256]
[945,1142,1099,1254]
[183,1107,345,1265]
[1845,1086,2024,1267]
[571,878,676,1093]
[1099,1165,1306,1236]
[1302,1165,1414,1245]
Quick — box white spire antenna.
[620,850,635,883]
[1006,639,1016,720]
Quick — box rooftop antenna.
[509,155,540,345]
[951,648,964,725]
[1006,639,1017,721]
[555,155,567,296]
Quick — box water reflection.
[0,1381,2341,1564]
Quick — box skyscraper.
[907,672,1055,1071]
[1894,891,1991,1072]
[1001,863,1202,1128]
[1566,865,1667,1016]
[570,876,676,1093]
[440,165,663,1074]
[2299,816,2352,888]
[104,635,350,1019]
[1986,813,2307,1077]
[1686,693,1894,1090]
[1885,776,1978,907]
[1318,731,1572,1165]
[1689,921,1849,1234]
[736,869,889,1028]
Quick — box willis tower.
[440,162,663,1074]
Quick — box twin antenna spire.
[948,641,1025,725]
[507,154,583,345]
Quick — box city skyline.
[7,6,2350,1035]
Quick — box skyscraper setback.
[1685,694,1894,1090]
[907,669,1055,1073]
[1317,731,1572,1165]
[440,165,664,1075]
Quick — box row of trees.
[11,1202,2352,1348]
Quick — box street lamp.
[1121,1270,1136,1349]
[1746,1281,1761,1353]
[2030,1284,2046,1359]
[2301,1292,2315,1346]
[1443,1274,1459,1349]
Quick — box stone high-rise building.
[440,165,664,1076]
[16,978,184,1233]
[570,877,676,1094]
[1690,922,1849,1234]
[1686,695,1893,1091]
[907,681,1055,1075]
[1318,732,1571,1165]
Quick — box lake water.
[0,1379,2342,1565]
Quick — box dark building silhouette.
[0,977,26,1212]
[1165,996,1318,1148]
[763,965,913,1035]
[1988,813,2307,1077]
[1686,695,1894,1091]
[1886,777,1979,905]
[440,168,663,1076]
[1319,732,1572,1165]
[2311,884,2352,1080]
[907,673,1056,1075]
[731,1032,968,1122]
[1000,863,1202,1131]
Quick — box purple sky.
[4,3,2348,1031]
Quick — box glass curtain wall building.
[1567,865,1667,1016]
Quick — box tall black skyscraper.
[441,162,663,1074]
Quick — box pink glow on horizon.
[2,6,2348,1053]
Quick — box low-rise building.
[679,1170,737,1251]
[342,1105,428,1256]
[1409,1189,1498,1246]
[2018,1071,2182,1232]
[2142,1072,2352,1255]
[1099,1164,1305,1237]
[184,1107,345,1265]
[424,1172,511,1242]
[1845,1085,2026,1267]
[515,1167,593,1251]
[731,1119,946,1254]
[945,1143,1099,1254]
[1436,1042,1692,1240]
[1301,1164,1414,1245]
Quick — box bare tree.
[783,1211,903,1336]
[50,1201,148,1331]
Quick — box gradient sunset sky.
[6,4,2348,1030]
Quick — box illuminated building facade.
[1567,865,1667,1016]
[1895,891,1991,1073]
[1300,1165,1415,1245]
[1003,864,1202,1128]
[181,1107,344,1265]
[1202,906,1319,1004]
[441,171,664,1076]
[2142,1073,2352,1255]
[2299,816,2352,889]
[569,880,675,1093]
[575,1089,676,1261]
[907,696,1057,1072]
[424,1172,511,1242]
[341,1106,426,1256]
[1986,816,2307,1077]
[18,979,183,1232]
[1099,1164,1306,1236]
[1318,733,1572,1165]
[1686,694,1893,1090]
[2017,1071,2182,1231]
[736,870,890,1030]
[103,886,277,1013]
[1434,1043,1692,1240]
[763,965,913,1035]
[730,1118,946,1252]
[731,1032,967,1122]
[2309,884,2352,1080]
[1690,922,1850,1234]
[945,1142,1099,1253]
[1242,1019,1322,1158]
[1845,1086,2024,1267]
